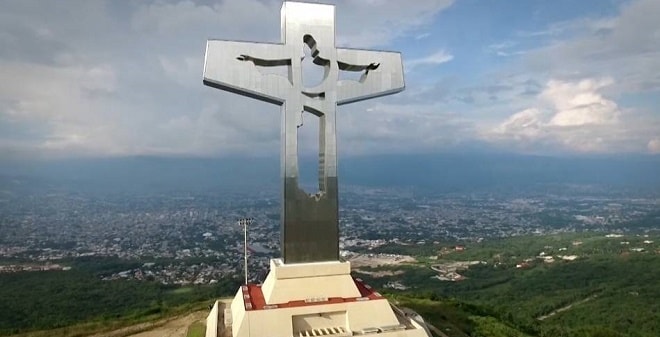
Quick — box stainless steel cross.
[203,1,404,263]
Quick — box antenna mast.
[238,218,254,285]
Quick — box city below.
[1,183,657,286]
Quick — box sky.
[1,0,659,160]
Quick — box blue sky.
[0,0,658,159]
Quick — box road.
[536,294,598,321]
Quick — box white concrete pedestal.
[206,259,432,337]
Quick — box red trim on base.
[241,277,383,311]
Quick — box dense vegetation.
[359,232,660,337]
[0,258,239,336]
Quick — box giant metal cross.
[203,1,404,263]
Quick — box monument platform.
[206,259,431,337]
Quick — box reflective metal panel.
[203,1,405,263]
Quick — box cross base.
[206,259,432,337]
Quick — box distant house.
[454,245,465,251]
[537,255,554,263]
[516,262,531,269]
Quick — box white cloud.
[130,0,454,48]
[483,78,653,153]
[80,65,117,93]
[472,0,660,154]
[0,61,128,156]
[543,78,619,126]
[338,101,473,155]
[0,62,115,120]
[131,0,280,41]
[521,0,660,94]
[334,0,454,48]
[159,55,202,87]
[406,50,454,70]
[485,41,528,57]
[648,138,660,154]
[492,108,546,142]
[2,0,657,158]
[0,0,456,158]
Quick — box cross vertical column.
[280,2,339,263]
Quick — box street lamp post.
[238,218,254,285]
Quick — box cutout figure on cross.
[203,1,404,263]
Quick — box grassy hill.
[359,232,660,337]
[0,258,239,336]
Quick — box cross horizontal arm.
[203,40,292,105]
[336,48,405,106]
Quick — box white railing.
[205,300,220,337]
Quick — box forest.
[0,257,239,336]
[357,232,660,337]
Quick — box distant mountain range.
[1,154,658,194]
